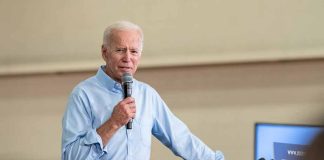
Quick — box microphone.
[122,73,133,129]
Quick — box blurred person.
[305,118,324,160]
[305,131,324,160]
[61,21,225,160]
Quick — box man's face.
[102,29,142,83]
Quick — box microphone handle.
[124,82,133,129]
[126,119,133,129]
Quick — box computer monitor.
[254,123,324,160]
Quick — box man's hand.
[110,97,136,128]
[96,97,136,146]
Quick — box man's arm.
[62,88,136,159]
[96,97,136,145]
[150,90,225,160]
[62,90,104,159]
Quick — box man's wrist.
[96,118,120,146]
[106,118,121,130]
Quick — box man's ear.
[101,45,107,60]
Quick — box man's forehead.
[111,29,141,37]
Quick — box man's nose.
[122,50,131,61]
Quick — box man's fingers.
[111,98,136,126]
[128,112,136,119]
[126,103,136,118]
[127,104,136,113]
[122,99,136,111]
[121,97,135,104]
[128,103,136,109]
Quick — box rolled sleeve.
[62,88,107,159]
[62,131,106,160]
[84,129,105,151]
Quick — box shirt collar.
[96,65,123,92]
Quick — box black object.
[122,73,133,129]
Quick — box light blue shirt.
[62,66,225,160]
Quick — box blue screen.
[254,123,324,160]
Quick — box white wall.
[0,60,323,159]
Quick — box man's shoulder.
[134,79,159,95]
[71,75,97,94]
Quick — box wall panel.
[0,60,324,159]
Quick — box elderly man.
[62,21,224,160]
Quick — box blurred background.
[0,0,324,159]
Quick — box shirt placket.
[113,82,133,159]
[126,128,133,159]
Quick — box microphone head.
[122,73,133,83]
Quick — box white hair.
[103,21,144,52]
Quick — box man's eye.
[116,49,123,53]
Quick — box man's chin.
[119,70,133,75]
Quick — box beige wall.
[1,0,324,75]
[1,1,324,159]
[0,60,323,159]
